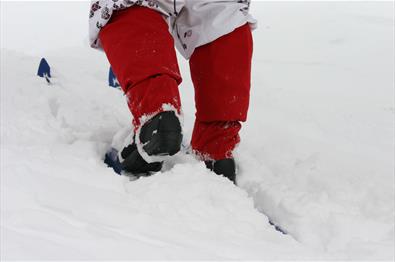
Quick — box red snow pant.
[99,6,253,160]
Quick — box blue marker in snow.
[37,58,51,83]
[109,67,120,88]
[104,148,123,175]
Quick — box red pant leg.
[192,121,242,160]
[189,23,253,160]
[99,7,182,130]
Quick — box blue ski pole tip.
[37,58,51,77]
[37,58,51,83]
[104,148,123,175]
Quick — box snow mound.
[1,50,313,260]
[1,2,394,259]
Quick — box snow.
[1,1,394,260]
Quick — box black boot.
[121,111,182,176]
[120,143,162,175]
[205,158,236,183]
[139,111,182,157]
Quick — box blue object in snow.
[37,58,51,83]
[104,148,123,175]
[109,67,120,88]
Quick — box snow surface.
[1,1,394,260]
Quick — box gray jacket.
[89,0,257,59]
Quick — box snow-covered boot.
[120,143,162,175]
[139,111,182,157]
[121,111,182,175]
[205,158,236,183]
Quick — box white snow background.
[1,1,394,260]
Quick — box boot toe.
[205,158,236,183]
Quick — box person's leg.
[189,23,253,182]
[170,0,256,59]
[99,6,183,174]
[99,6,182,130]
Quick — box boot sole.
[139,111,183,157]
[143,131,182,156]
